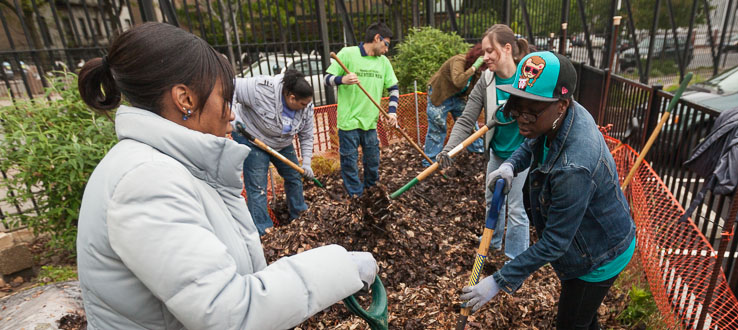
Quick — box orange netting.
[606,135,738,330]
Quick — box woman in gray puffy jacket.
[76,22,378,330]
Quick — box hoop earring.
[182,108,192,121]
[552,113,563,130]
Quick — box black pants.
[556,275,618,330]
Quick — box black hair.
[282,69,313,99]
[78,22,235,118]
[364,22,393,43]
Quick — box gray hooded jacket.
[76,106,362,329]
[234,74,315,165]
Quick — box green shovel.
[343,275,388,330]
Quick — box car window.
[293,60,324,76]
[246,58,288,76]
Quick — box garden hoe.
[329,52,439,168]
[455,178,506,330]
[235,122,324,188]
[621,72,692,190]
[343,275,389,330]
[390,108,514,199]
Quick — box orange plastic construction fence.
[607,135,738,330]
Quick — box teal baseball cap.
[497,51,577,102]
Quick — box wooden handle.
[251,138,305,174]
[330,52,434,165]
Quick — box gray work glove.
[487,162,514,194]
[301,164,315,180]
[348,251,378,291]
[437,150,454,169]
[460,275,501,312]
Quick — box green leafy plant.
[0,71,117,253]
[392,27,471,93]
[617,284,660,328]
[37,265,78,285]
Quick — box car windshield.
[637,38,664,49]
[700,66,738,95]
[245,57,289,76]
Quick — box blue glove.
[487,163,514,194]
[460,275,500,312]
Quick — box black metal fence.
[2,0,737,106]
[583,64,738,296]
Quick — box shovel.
[621,72,692,190]
[455,178,506,330]
[234,122,324,188]
[343,275,389,330]
[390,109,513,199]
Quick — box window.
[292,60,324,76]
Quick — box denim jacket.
[492,101,635,294]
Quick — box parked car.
[534,36,550,51]
[619,36,694,72]
[241,52,333,105]
[629,65,738,166]
[590,36,606,48]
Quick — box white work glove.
[487,163,514,194]
[386,113,398,127]
[348,251,379,291]
[460,275,501,312]
[301,163,315,180]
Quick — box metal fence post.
[444,0,459,35]
[414,80,420,145]
[560,0,570,56]
[697,191,738,330]
[316,0,336,104]
[641,84,663,148]
[140,0,157,22]
[644,0,662,84]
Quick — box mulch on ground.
[263,143,629,329]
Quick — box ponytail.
[78,56,121,113]
[514,38,533,63]
[282,69,313,99]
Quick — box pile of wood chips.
[262,143,629,329]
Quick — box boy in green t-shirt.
[324,22,399,197]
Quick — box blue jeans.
[487,150,530,259]
[338,129,380,197]
[232,131,307,236]
[422,93,484,167]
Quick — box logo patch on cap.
[518,56,546,90]
[562,86,568,95]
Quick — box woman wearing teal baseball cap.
[460,51,636,329]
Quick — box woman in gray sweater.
[438,24,533,260]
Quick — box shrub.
[392,27,471,93]
[0,71,117,253]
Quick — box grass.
[37,265,78,285]
[612,256,670,329]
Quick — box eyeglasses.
[507,101,557,123]
[378,35,390,47]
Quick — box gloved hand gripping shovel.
[455,178,506,330]
[343,275,389,330]
[390,108,513,199]
[235,122,324,188]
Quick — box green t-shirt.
[491,74,525,159]
[326,46,398,131]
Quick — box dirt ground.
[263,143,630,329]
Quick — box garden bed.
[263,143,629,329]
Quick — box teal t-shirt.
[579,236,636,282]
[491,74,525,159]
[326,46,398,131]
